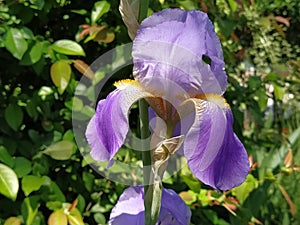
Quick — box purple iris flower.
[85,8,249,191]
[109,186,191,225]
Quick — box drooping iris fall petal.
[180,96,249,190]
[109,186,191,225]
[132,8,227,96]
[85,80,153,162]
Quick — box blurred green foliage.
[0,0,300,224]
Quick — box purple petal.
[109,186,191,225]
[108,186,144,225]
[181,97,249,190]
[132,8,227,96]
[85,80,152,162]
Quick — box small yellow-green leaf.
[179,190,197,205]
[48,209,68,225]
[234,174,258,204]
[50,60,71,94]
[52,39,85,56]
[273,82,285,100]
[43,140,75,160]
[91,1,110,24]
[4,217,22,225]
[22,175,50,196]
[72,97,84,112]
[0,163,19,201]
[68,208,85,225]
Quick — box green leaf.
[227,0,238,12]
[4,103,23,131]
[0,146,14,167]
[50,60,71,94]
[48,181,66,202]
[273,82,285,100]
[13,157,32,178]
[22,197,40,225]
[4,27,28,60]
[234,174,258,204]
[22,175,50,196]
[177,0,198,10]
[0,163,19,201]
[72,97,84,111]
[91,1,110,24]
[179,190,197,205]
[93,213,106,224]
[29,0,45,10]
[51,39,85,56]
[4,217,22,225]
[62,203,84,225]
[48,209,68,225]
[42,140,75,160]
[26,99,38,121]
[20,42,43,65]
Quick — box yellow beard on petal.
[195,93,230,109]
[114,79,141,90]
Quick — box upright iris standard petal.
[180,96,249,191]
[85,80,153,162]
[132,8,227,96]
[109,186,191,225]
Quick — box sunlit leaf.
[29,0,45,10]
[179,191,197,205]
[4,103,23,131]
[22,175,50,196]
[227,0,238,11]
[50,60,71,94]
[0,163,19,201]
[23,197,40,225]
[43,140,75,160]
[4,217,22,225]
[234,174,258,204]
[52,39,85,56]
[48,209,68,225]
[72,97,84,112]
[72,59,95,80]
[91,1,110,24]
[273,82,285,100]
[88,26,115,43]
[63,203,85,225]
[4,27,28,60]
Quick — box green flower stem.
[139,98,158,225]
[138,2,162,225]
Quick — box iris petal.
[180,97,249,191]
[85,80,153,162]
[132,8,227,96]
[108,186,191,225]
